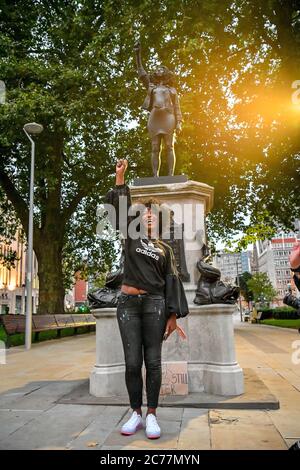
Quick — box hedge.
[257,306,299,320]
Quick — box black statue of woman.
[134,42,182,177]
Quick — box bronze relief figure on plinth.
[134,41,182,177]
[193,244,240,305]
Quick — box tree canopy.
[0,0,299,311]
[247,272,277,302]
[238,271,254,305]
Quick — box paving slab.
[0,380,86,411]
[0,410,43,441]
[0,404,101,450]
[57,368,279,410]
[178,410,211,450]
[236,330,287,354]
[209,409,287,450]
[267,409,300,440]
[275,369,300,393]
[66,406,128,450]
[0,322,299,450]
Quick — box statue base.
[90,304,244,398]
[89,177,243,398]
[133,175,188,186]
[130,179,214,303]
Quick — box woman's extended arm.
[134,41,150,88]
[104,159,132,236]
[115,158,127,186]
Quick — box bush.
[257,306,299,320]
[75,305,91,313]
[273,310,299,319]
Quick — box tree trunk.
[35,239,65,314]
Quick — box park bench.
[243,312,250,322]
[0,313,96,347]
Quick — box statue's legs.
[164,134,175,176]
[151,135,162,177]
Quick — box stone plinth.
[90,303,244,398]
[162,304,244,396]
[90,178,244,399]
[89,308,127,397]
[130,180,214,304]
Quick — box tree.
[246,272,277,303]
[1,0,299,313]
[175,0,300,248]
[238,272,254,306]
[0,0,133,312]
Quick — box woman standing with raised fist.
[105,159,188,439]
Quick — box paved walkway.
[0,321,300,450]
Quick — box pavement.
[0,320,300,450]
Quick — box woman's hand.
[115,159,128,185]
[163,313,177,340]
[176,122,182,133]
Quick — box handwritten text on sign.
[160,361,188,396]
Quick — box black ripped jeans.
[117,292,167,409]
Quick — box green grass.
[261,319,300,330]
[0,325,94,347]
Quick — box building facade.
[250,244,259,274]
[214,251,245,284]
[0,230,39,315]
[256,232,300,302]
[241,251,251,274]
[0,233,88,315]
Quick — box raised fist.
[116,159,128,176]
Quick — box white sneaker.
[145,413,161,439]
[121,411,143,436]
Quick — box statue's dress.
[147,85,176,137]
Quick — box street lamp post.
[236,257,243,322]
[23,122,43,350]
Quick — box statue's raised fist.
[134,41,141,52]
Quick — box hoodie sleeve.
[104,184,132,236]
[164,244,189,319]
